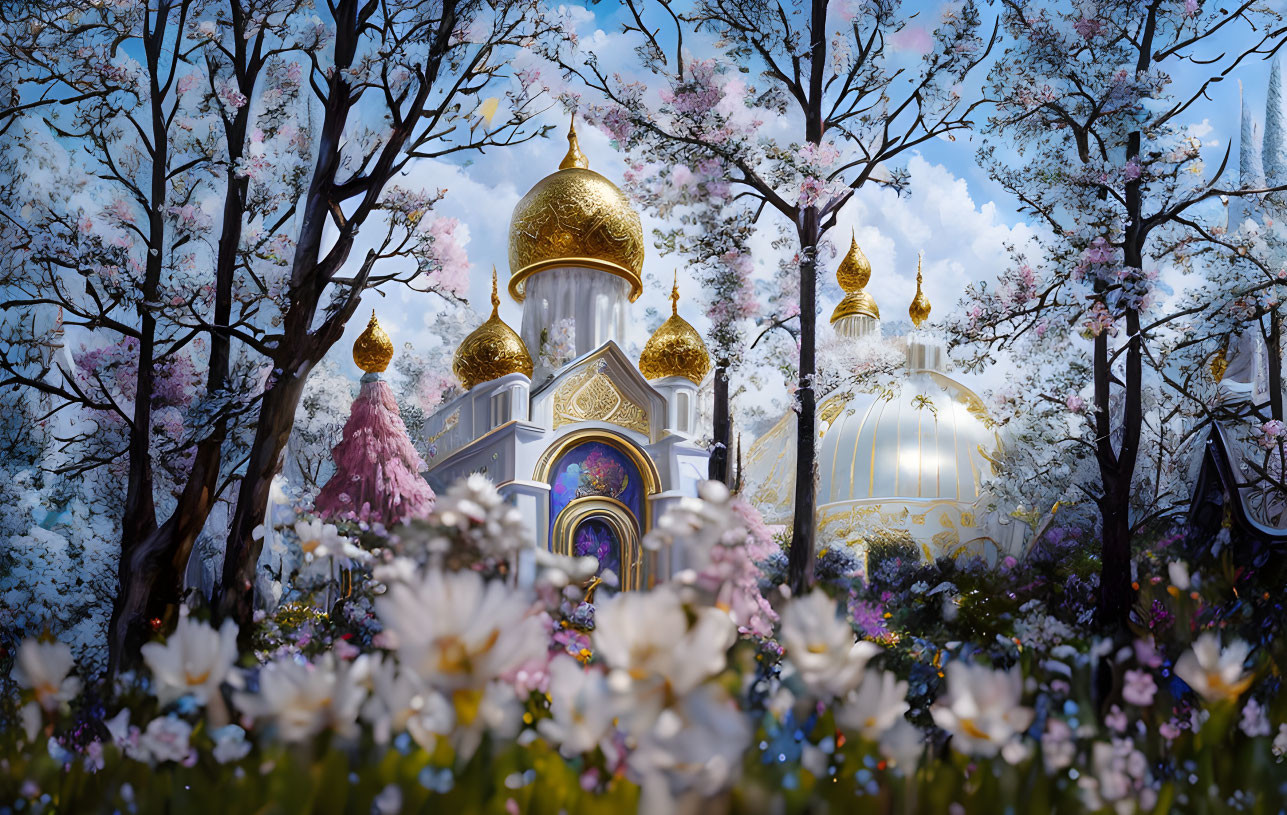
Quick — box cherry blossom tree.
[952,0,1287,626]
[554,0,997,591]
[0,0,555,668]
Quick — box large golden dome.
[453,269,533,390]
[508,118,645,303]
[639,276,711,384]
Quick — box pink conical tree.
[315,313,434,525]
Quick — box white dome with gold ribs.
[813,351,1003,561]
[745,263,1024,563]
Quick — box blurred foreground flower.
[1174,632,1253,703]
[141,615,238,706]
[931,661,1034,759]
[780,589,880,699]
[14,640,81,712]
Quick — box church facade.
[418,121,712,589]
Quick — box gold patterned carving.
[553,361,649,435]
[509,166,645,302]
[425,409,459,447]
[818,393,849,436]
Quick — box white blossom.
[835,670,909,741]
[779,589,880,699]
[538,655,616,758]
[140,615,238,706]
[1174,633,1253,703]
[13,639,81,712]
[235,655,365,743]
[138,715,193,764]
[931,661,1034,759]
[375,568,546,693]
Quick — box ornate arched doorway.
[535,430,659,590]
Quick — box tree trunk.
[106,3,255,671]
[217,356,315,637]
[788,210,820,594]
[786,0,828,595]
[1269,309,1283,422]
[709,357,730,484]
[106,1,174,676]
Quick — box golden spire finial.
[490,266,500,315]
[671,270,680,316]
[836,229,872,293]
[559,114,589,170]
[909,252,931,328]
[353,310,394,373]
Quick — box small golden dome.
[830,230,879,323]
[639,274,711,385]
[836,230,872,292]
[508,116,645,303]
[453,269,533,390]
[353,311,394,373]
[909,253,931,328]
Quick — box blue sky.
[335,2,1281,403]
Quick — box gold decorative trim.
[533,428,661,497]
[551,495,643,591]
[509,256,643,303]
[552,359,650,435]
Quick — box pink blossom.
[1105,705,1128,733]
[1122,669,1156,707]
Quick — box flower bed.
[4,478,1287,813]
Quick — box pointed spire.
[671,270,680,316]
[490,265,501,315]
[1240,80,1266,190]
[559,114,589,170]
[1268,59,1285,188]
[909,252,931,328]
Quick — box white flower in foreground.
[141,615,239,706]
[138,715,193,763]
[1167,561,1190,590]
[627,684,751,815]
[539,655,617,758]
[835,669,909,741]
[931,661,1034,759]
[235,655,365,743]
[375,568,546,693]
[14,640,81,712]
[593,586,737,734]
[354,653,424,745]
[779,589,880,699]
[433,473,528,558]
[1174,632,1253,703]
[294,518,345,560]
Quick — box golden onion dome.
[836,231,872,292]
[508,116,645,303]
[639,275,711,385]
[353,311,394,373]
[909,253,931,328]
[831,231,879,323]
[453,268,533,390]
